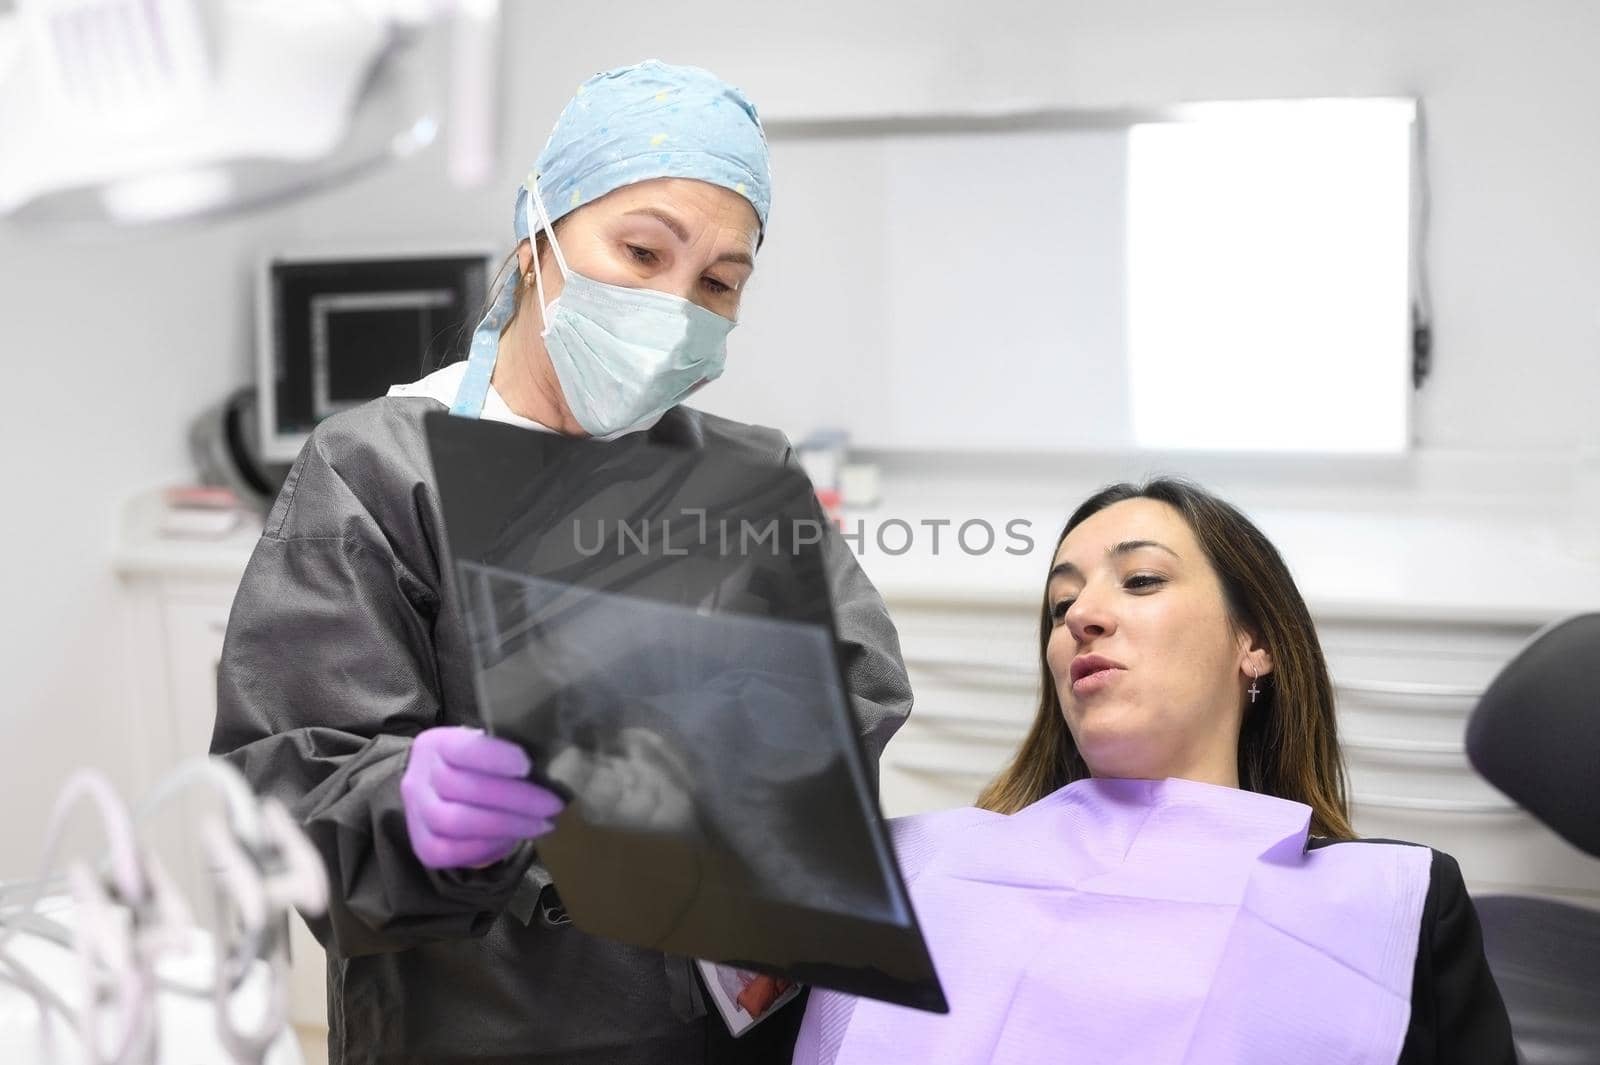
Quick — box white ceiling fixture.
[0,0,501,232]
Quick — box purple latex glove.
[400,727,564,870]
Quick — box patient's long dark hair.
[975,477,1356,840]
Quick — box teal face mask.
[523,179,734,438]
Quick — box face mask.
[524,180,735,438]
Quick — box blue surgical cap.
[513,59,772,244]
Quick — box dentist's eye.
[1127,574,1165,590]
[626,244,658,264]
[702,276,731,295]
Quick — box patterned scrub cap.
[512,58,772,243]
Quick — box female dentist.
[210,60,912,1065]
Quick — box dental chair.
[1465,612,1600,1065]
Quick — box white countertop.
[114,486,1600,626]
[112,489,266,582]
[843,499,1600,626]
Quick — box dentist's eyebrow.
[622,207,754,267]
[624,207,689,241]
[1049,540,1181,583]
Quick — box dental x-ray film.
[423,411,946,1013]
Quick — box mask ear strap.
[525,176,569,338]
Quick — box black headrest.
[1465,612,1600,859]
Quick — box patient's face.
[1044,498,1250,786]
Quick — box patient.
[793,477,1517,1065]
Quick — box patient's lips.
[1070,653,1125,695]
[1072,666,1123,696]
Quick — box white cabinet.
[116,499,329,1032]
[878,598,1600,909]
[162,594,233,762]
[118,576,236,833]
[877,602,1039,815]
[1320,618,1600,905]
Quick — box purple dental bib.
[795,776,1432,1065]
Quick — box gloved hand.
[400,727,564,870]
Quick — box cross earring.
[1247,662,1261,704]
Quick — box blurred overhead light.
[101,165,234,223]
[0,0,499,234]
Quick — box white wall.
[1,0,1596,874]
[531,0,1600,455]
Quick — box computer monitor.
[255,245,495,463]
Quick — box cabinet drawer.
[893,601,1040,734]
[161,594,233,759]
[901,664,1037,735]
[876,700,1024,815]
[891,603,1039,675]
[1347,799,1600,905]
[1322,618,1537,752]
[1320,618,1532,706]
[880,736,1011,818]
[1317,618,1536,677]
[1342,746,1513,810]
[154,588,331,1027]
[888,602,1036,818]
